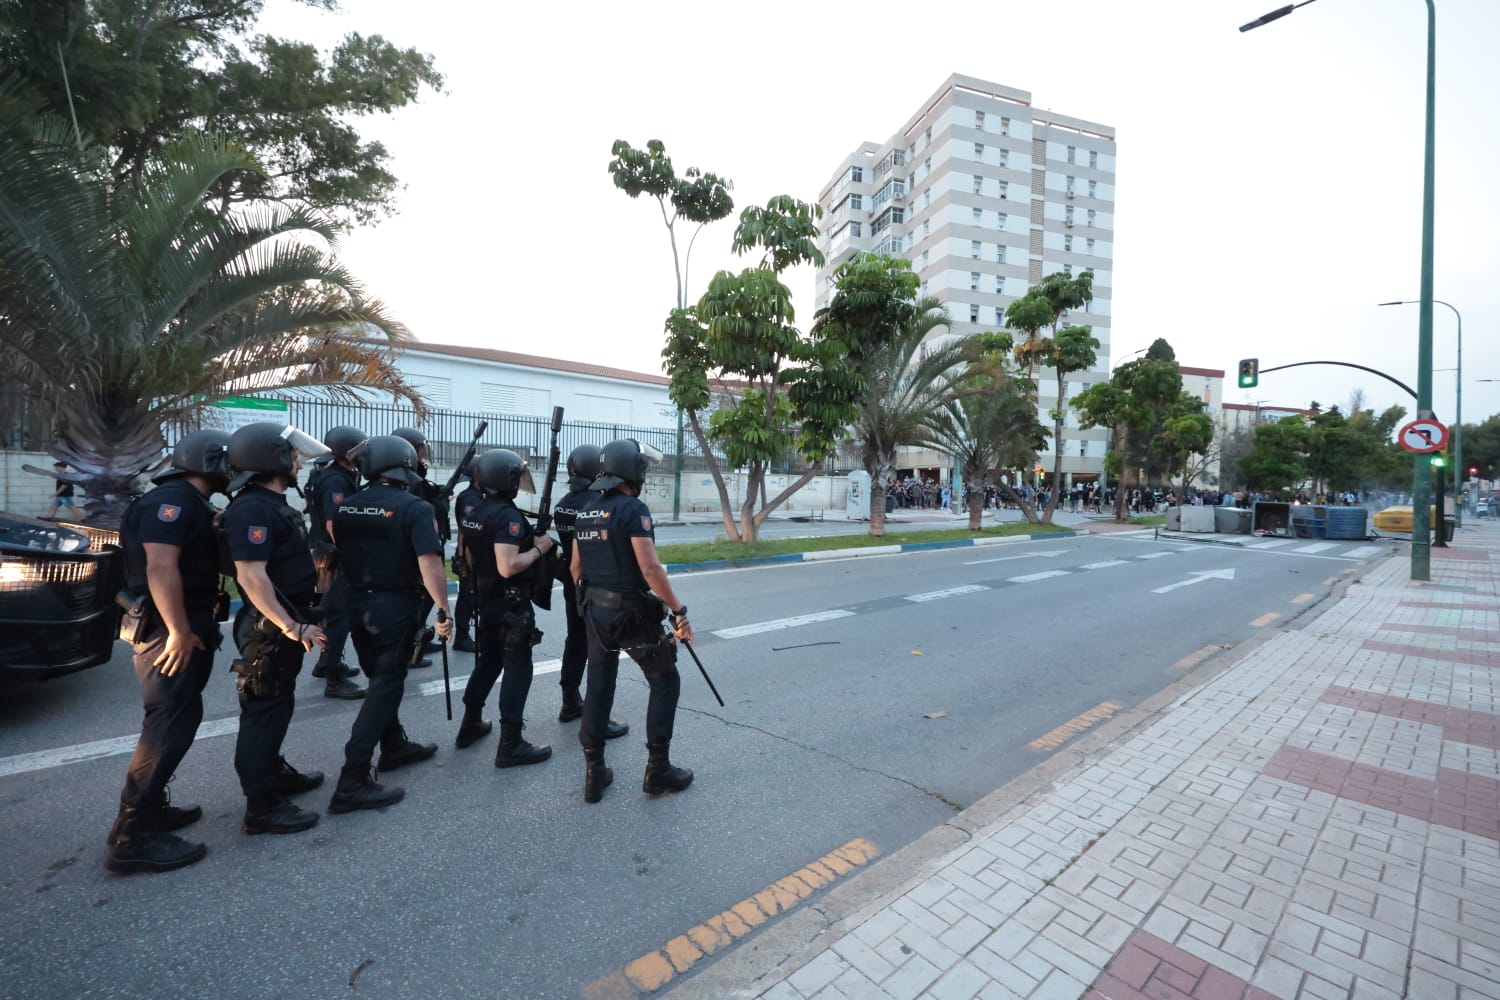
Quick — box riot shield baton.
[438,420,489,503]
[436,610,453,720]
[530,406,565,611]
[680,639,725,708]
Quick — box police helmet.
[352,434,420,488]
[226,423,330,493]
[592,438,662,492]
[472,448,536,501]
[391,427,431,475]
[323,425,367,461]
[566,444,602,492]
[153,429,233,490]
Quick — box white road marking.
[0,717,241,779]
[905,585,991,603]
[414,658,561,698]
[1151,569,1237,594]
[963,550,1065,566]
[1292,542,1338,554]
[1137,552,1175,560]
[711,610,855,639]
[1007,570,1071,583]
[1248,539,1297,549]
[1340,545,1385,560]
[1079,560,1129,570]
[801,546,900,562]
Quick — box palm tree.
[1,84,419,525]
[920,370,1047,530]
[848,296,985,536]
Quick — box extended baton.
[679,639,724,708]
[436,610,452,720]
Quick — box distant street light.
[1382,298,1463,524]
[1243,0,1439,580]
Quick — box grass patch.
[1129,514,1166,526]
[657,521,1069,565]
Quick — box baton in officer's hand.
[436,610,453,720]
[672,608,724,708]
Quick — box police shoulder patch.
[248,526,268,544]
[641,516,652,531]
[156,504,181,522]
[508,521,521,537]
[331,492,344,504]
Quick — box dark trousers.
[233,630,305,804]
[120,610,218,809]
[462,613,535,723]
[454,580,474,638]
[314,572,350,675]
[579,610,681,751]
[559,574,587,693]
[343,591,418,771]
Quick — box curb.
[662,530,1084,574]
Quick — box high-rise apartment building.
[816,74,1116,484]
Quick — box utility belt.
[582,587,656,612]
[116,587,227,644]
[229,594,312,699]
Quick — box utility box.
[1180,506,1217,533]
[1214,506,1254,534]
[846,471,870,520]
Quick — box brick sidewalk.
[723,527,1500,1000]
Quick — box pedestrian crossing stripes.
[1249,539,1297,549]
[1341,545,1385,560]
[1292,541,1338,554]
[1079,560,1129,570]
[905,584,990,603]
[1007,570,1070,583]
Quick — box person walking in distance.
[570,439,694,804]
[328,435,453,814]
[220,423,332,836]
[106,431,232,874]
[46,461,77,519]
[452,449,553,766]
[550,444,627,740]
[305,425,367,699]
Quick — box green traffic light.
[1430,454,1446,467]
[1237,358,1259,389]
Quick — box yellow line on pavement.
[1250,612,1281,628]
[1027,702,1122,751]
[1171,645,1223,673]
[1322,576,1339,586]
[1290,593,1315,605]
[580,838,881,999]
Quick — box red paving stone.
[1360,639,1500,668]
[1400,600,1500,610]
[1320,685,1500,750]
[1431,547,1491,561]
[1264,746,1500,841]
[1088,930,1279,1000]
[1378,622,1500,643]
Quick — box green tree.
[1238,416,1312,495]
[920,371,1046,531]
[1074,357,1184,521]
[0,99,416,526]
[1160,393,1215,500]
[1037,323,1099,523]
[0,0,443,225]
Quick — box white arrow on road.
[1151,568,1236,594]
[964,550,1066,566]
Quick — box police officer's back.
[304,425,367,698]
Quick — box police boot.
[328,766,405,814]
[583,747,613,804]
[323,673,366,700]
[274,756,325,796]
[452,632,476,653]
[106,790,203,846]
[105,807,207,874]
[643,743,694,796]
[558,686,583,723]
[454,706,493,748]
[495,722,551,768]
[242,796,320,835]
[378,725,438,772]
[311,657,348,680]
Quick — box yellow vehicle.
[1372,505,1450,535]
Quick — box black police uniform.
[310,462,359,678]
[334,481,443,774]
[452,482,483,640]
[458,496,542,728]
[409,474,448,643]
[117,479,221,814]
[551,483,596,710]
[573,490,681,751]
[223,485,319,807]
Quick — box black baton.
[680,639,724,708]
[436,609,452,720]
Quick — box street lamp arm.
[1239,0,1321,32]
[1257,360,1417,401]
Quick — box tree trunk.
[1043,371,1068,525]
[757,468,820,528]
[686,410,739,541]
[1113,425,1131,523]
[738,464,761,544]
[996,478,1041,524]
[869,480,887,536]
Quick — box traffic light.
[1237,358,1259,389]
[1430,453,1446,468]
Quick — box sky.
[264,0,1500,451]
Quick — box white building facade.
[815,74,1117,482]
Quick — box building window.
[924,157,931,175]
[1063,263,1073,275]
[922,219,929,237]
[974,141,984,159]
[998,212,1008,230]
[1079,440,1087,457]
[971,240,982,259]
[923,188,931,207]
[1086,237,1095,253]
[1067,145,1076,163]
[1088,179,1097,198]
[975,110,985,129]
[973,174,984,195]
[1064,234,1073,252]
[850,194,862,210]
[921,249,929,267]
[972,207,983,224]
[999,149,1009,168]
[925,126,932,141]
[969,303,980,323]
[481,381,548,415]
[996,245,1006,263]
[1089,150,1098,168]
[994,276,1004,295]
[1087,208,1096,226]
[851,166,863,183]
[1000,116,1010,134]
[970,271,981,291]
[1065,205,1075,224]
[997,307,1006,324]
[850,221,861,236]
[998,180,1008,199]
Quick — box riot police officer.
[107,431,231,873]
[569,439,695,804]
[552,444,626,739]
[306,425,367,698]
[393,426,447,666]
[450,462,481,653]
[221,422,332,835]
[453,449,553,767]
[329,435,453,813]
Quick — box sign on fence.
[200,396,291,430]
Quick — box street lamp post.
[1380,299,1462,528]
[1242,0,1438,580]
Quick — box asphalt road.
[0,530,1397,999]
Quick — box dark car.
[0,512,124,688]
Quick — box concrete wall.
[2,451,66,515]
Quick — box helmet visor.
[280,426,332,462]
[516,466,538,497]
[640,442,664,467]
